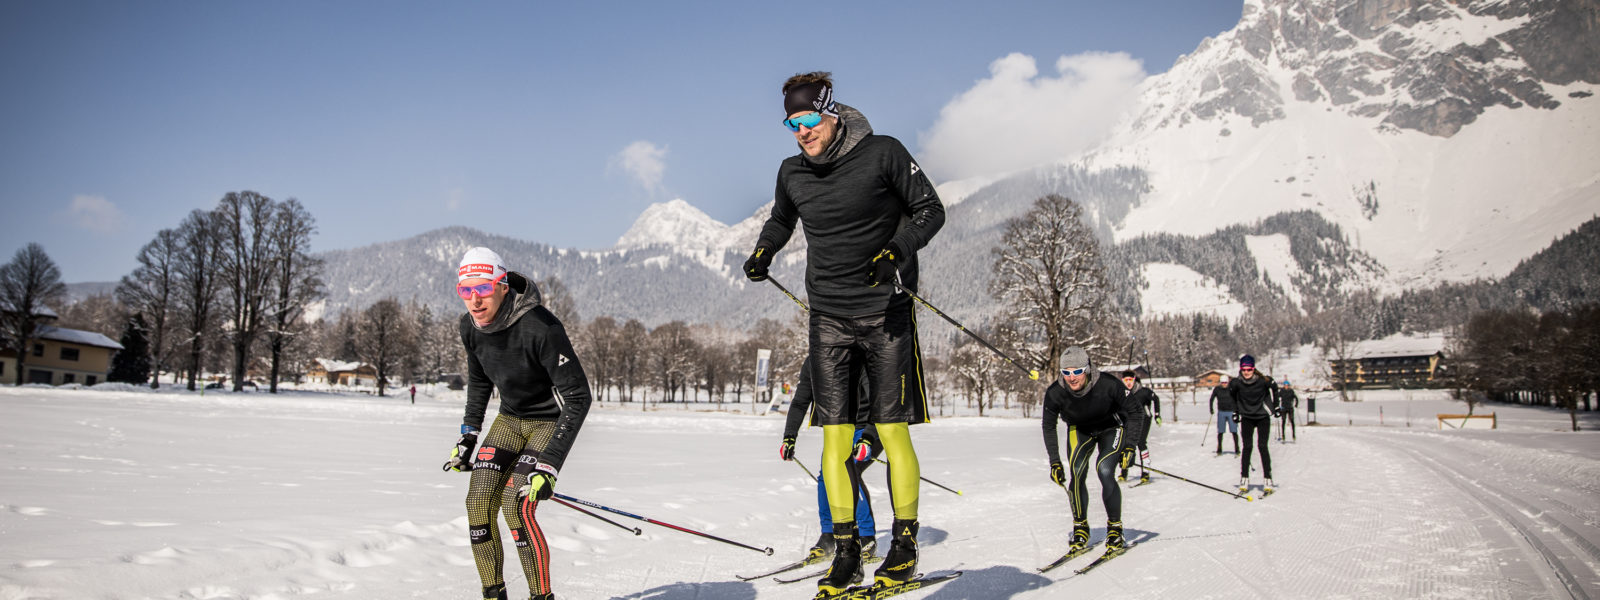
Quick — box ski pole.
[891,277,1039,381]
[551,497,642,536]
[875,458,963,496]
[1201,413,1213,447]
[553,493,775,555]
[794,458,817,481]
[767,276,810,312]
[1139,466,1251,501]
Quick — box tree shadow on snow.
[920,565,1050,600]
[608,580,755,600]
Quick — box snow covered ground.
[2,384,1596,599]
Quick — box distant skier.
[1278,380,1299,441]
[1209,376,1239,455]
[1226,355,1279,494]
[441,247,592,600]
[780,357,883,565]
[410,384,417,404]
[745,70,944,595]
[1042,347,1142,559]
[1118,368,1160,484]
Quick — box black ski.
[1037,541,1102,572]
[775,555,884,584]
[1073,544,1135,575]
[815,571,963,600]
[737,553,829,581]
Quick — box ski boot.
[1139,471,1151,485]
[807,532,837,562]
[873,519,919,586]
[1068,520,1090,554]
[1106,521,1126,550]
[530,594,553,600]
[482,583,508,600]
[858,535,878,559]
[1117,466,1128,482]
[1264,478,1277,496]
[816,523,862,596]
[1238,477,1249,494]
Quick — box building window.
[32,344,44,357]
[63,373,75,384]
[86,375,97,386]
[60,347,80,361]
[27,369,52,384]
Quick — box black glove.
[1049,462,1065,486]
[743,246,773,282]
[1231,413,1241,423]
[442,427,479,472]
[518,472,556,503]
[1154,417,1163,427]
[779,436,796,461]
[864,242,903,288]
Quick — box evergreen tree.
[109,314,153,384]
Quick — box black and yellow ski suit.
[458,272,592,599]
[1042,372,1142,523]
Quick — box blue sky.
[0,1,1242,283]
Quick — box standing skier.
[441,247,592,600]
[1042,347,1142,560]
[1118,368,1159,485]
[1226,355,1279,494]
[1278,380,1299,441]
[1208,377,1238,455]
[781,357,883,564]
[744,71,944,596]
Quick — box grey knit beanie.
[1060,346,1091,372]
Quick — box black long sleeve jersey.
[1041,374,1142,465]
[1226,374,1279,419]
[1129,386,1160,420]
[1209,386,1235,413]
[756,133,945,317]
[460,300,592,474]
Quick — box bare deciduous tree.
[0,243,67,386]
[989,194,1110,379]
[265,198,324,393]
[116,229,180,388]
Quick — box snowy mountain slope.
[1096,0,1600,290]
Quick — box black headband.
[784,81,838,117]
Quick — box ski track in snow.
[0,386,1595,599]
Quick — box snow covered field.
[2,385,1596,599]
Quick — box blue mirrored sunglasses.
[1061,367,1086,377]
[782,112,824,132]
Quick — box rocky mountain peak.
[1138,0,1595,137]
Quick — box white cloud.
[613,141,668,196]
[66,194,123,232]
[446,189,465,211]
[918,51,1147,181]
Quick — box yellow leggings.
[823,422,919,523]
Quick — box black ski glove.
[442,426,480,472]
[864,242,904,288]
[743,246,773,282]
[1231,413,1241,423]
[779,436,796,461]
[1050,462,1066,486]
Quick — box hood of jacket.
[472,271,542,334]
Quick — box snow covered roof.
[1351,334,1448,360]
[0,301,59,319]
[314,358,371,372]
[34,325,122,350]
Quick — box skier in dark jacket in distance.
[1209,377,1239,455]
[1042,347,1142,558]
[442,247,592,600]
[1278,380,1299,441]
[1119,368,1159,484]
[1226,354,1279,494]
